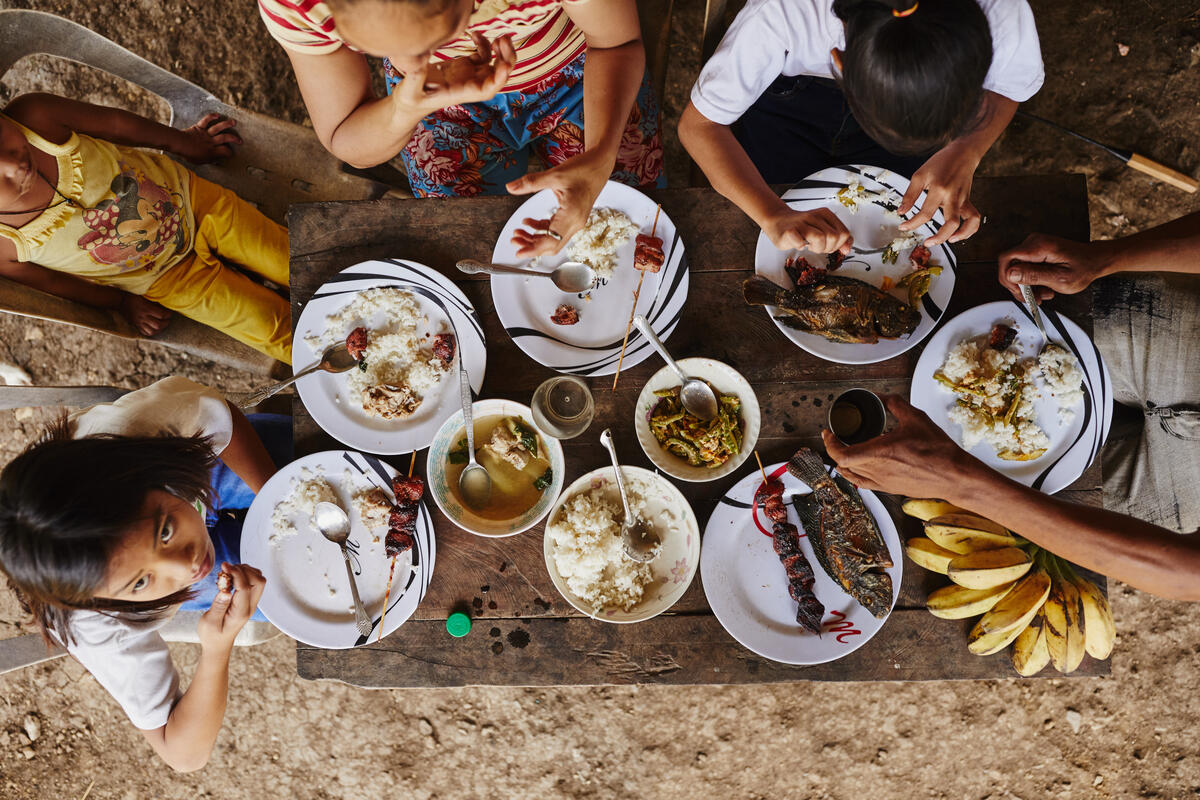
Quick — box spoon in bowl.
[456,258,596,294]
[312,502,373,637]
[457,364,492,509]
[632,315,719,422]
[599,428,661,563]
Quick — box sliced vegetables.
[649,385,743,468]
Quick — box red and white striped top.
[258,0,591,93]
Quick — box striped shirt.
[258,0,591,93]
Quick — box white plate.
[543,466,700,623]
[753,165,957,364]
[909,300,1113,494]
[633,358,761,483]
[490,181,689,376]
[701,462,902,665]
[241,451,435,649]
[293,260,486,454]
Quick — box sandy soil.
[1,1,1199,798]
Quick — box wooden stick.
[377,451,417,642]
[612,204,662,391]
[754,450,769,485]
[78,780,95,800]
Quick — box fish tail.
[786,447,829,486]
[742,276,789,307]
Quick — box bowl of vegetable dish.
[634,358,760,482]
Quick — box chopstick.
[611,204,662,392]
[376,450,417,642]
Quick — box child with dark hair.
[680,0,1043,253]
[0,93,292,363]
[0,377,290,771]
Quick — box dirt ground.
[1,1,1199,798]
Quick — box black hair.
[833,0,993,156]
[0,419,217,645]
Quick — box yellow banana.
[925,513,1018,554]
[1043,559,1087,673]
[947,547,1033,589]
[976,568,1051,635]
[967,615,1026,656]
[1069,569,1116,660]
[1011,609,1051,676]
[926,581,1015,619]
[901,498,966,521]
[905,537,961,574]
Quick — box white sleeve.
[980,0,1044,102]
[69,377,234,455]
[63,613,181,731]
[689,3,790,126]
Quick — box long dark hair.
[833,0,993,156]
[0,419,217,645]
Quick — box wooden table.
[288,175,1108,686]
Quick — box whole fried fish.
[787,448,894,618]
[742,274,920,344]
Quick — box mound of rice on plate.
[566,207,639,281]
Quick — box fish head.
[851,570,894,618]
[875,301,921,338]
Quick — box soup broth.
[446,414,552,520]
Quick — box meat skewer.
[611,204,662,391]
[755,475,825,634]
[377,452,420,641]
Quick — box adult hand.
[997,233,1108,303]
[822,395,977,497]
[394,33,516,117]
[898,143,983,246]
[762,207,853,255]
[118,294,172,336]
[175,114,242,164]
[506,148,614,258]
[196,563,266,656]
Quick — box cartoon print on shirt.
[77,166,189,271]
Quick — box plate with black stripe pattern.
[752,165,957,364]
[489,181,689,376]
[293,260,486,454]
[909,301,1113,494]
[242,450,435,648]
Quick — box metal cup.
[828,388,886,445]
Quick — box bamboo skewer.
[754,451,769,486]
[376,450,417,642]
[611,204,662,391]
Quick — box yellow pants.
[144,175,292,364]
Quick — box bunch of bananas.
[901,499,1115,676]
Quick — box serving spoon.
[312,502,373,637]
[599,428,661,563]
[632,314,719,422]
[456,258,596,294]
[457,364,492,509]
[241,342,358,409]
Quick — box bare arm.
[218,403,278,493]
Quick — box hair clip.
[893,2,918,17]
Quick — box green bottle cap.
[446,612,472,638]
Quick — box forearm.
[581,40,645,160]
[1090,211,1200,277]
[323,94,425,169]
[151,647,231,771]
[220,403,277,493]
[2,260,125,309]
[944,91,1018,165]
[945,463,1200,600]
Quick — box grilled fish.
[742,274,920,344]
[788,448,894,618]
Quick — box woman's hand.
[393,33,517,117]
[898,141,983,246]
[997,233,1110,303]
[197,563,266,656]
[174,114,242,164]
[506,148,615,258]
[117,294,172,336]
[762,207,853,255]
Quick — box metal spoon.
[599,428,661,563]
[312,502,373,637]
[457,364,491,509]
[241,342,358,409]
[1018,283,1050,351]
[632,314,719,422]
[456,258,596,293]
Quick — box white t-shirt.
[59,377,233,730]
[691,0,1045,126]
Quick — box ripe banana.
[1067,566,1116,660]
[968,614,1027,656]
[1011,608,1051,676]
[924,513,1018,554]
[976,568,1051,635]
[926,581,1015,619]
[905,537,961,574]
[1043,560,1087,673]
[947,547,1033,589]
[901,498,966,521]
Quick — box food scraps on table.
[551,304,580,325]
[649,384,744,468]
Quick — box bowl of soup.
[426,398,566,537]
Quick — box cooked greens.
[649,385,743,468]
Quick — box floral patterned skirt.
[384,50,664,197]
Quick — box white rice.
[566,207,639,280]
[1038,344,1085,424]
[548,477,658,612]
[269,468,338,546]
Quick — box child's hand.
[118,294,172,336]
[762,208,853,255]
[175,114,242,164]
[394,33,517,117]
[197,563,266,656]
[505,149,613,258]
[898,143,982,246]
